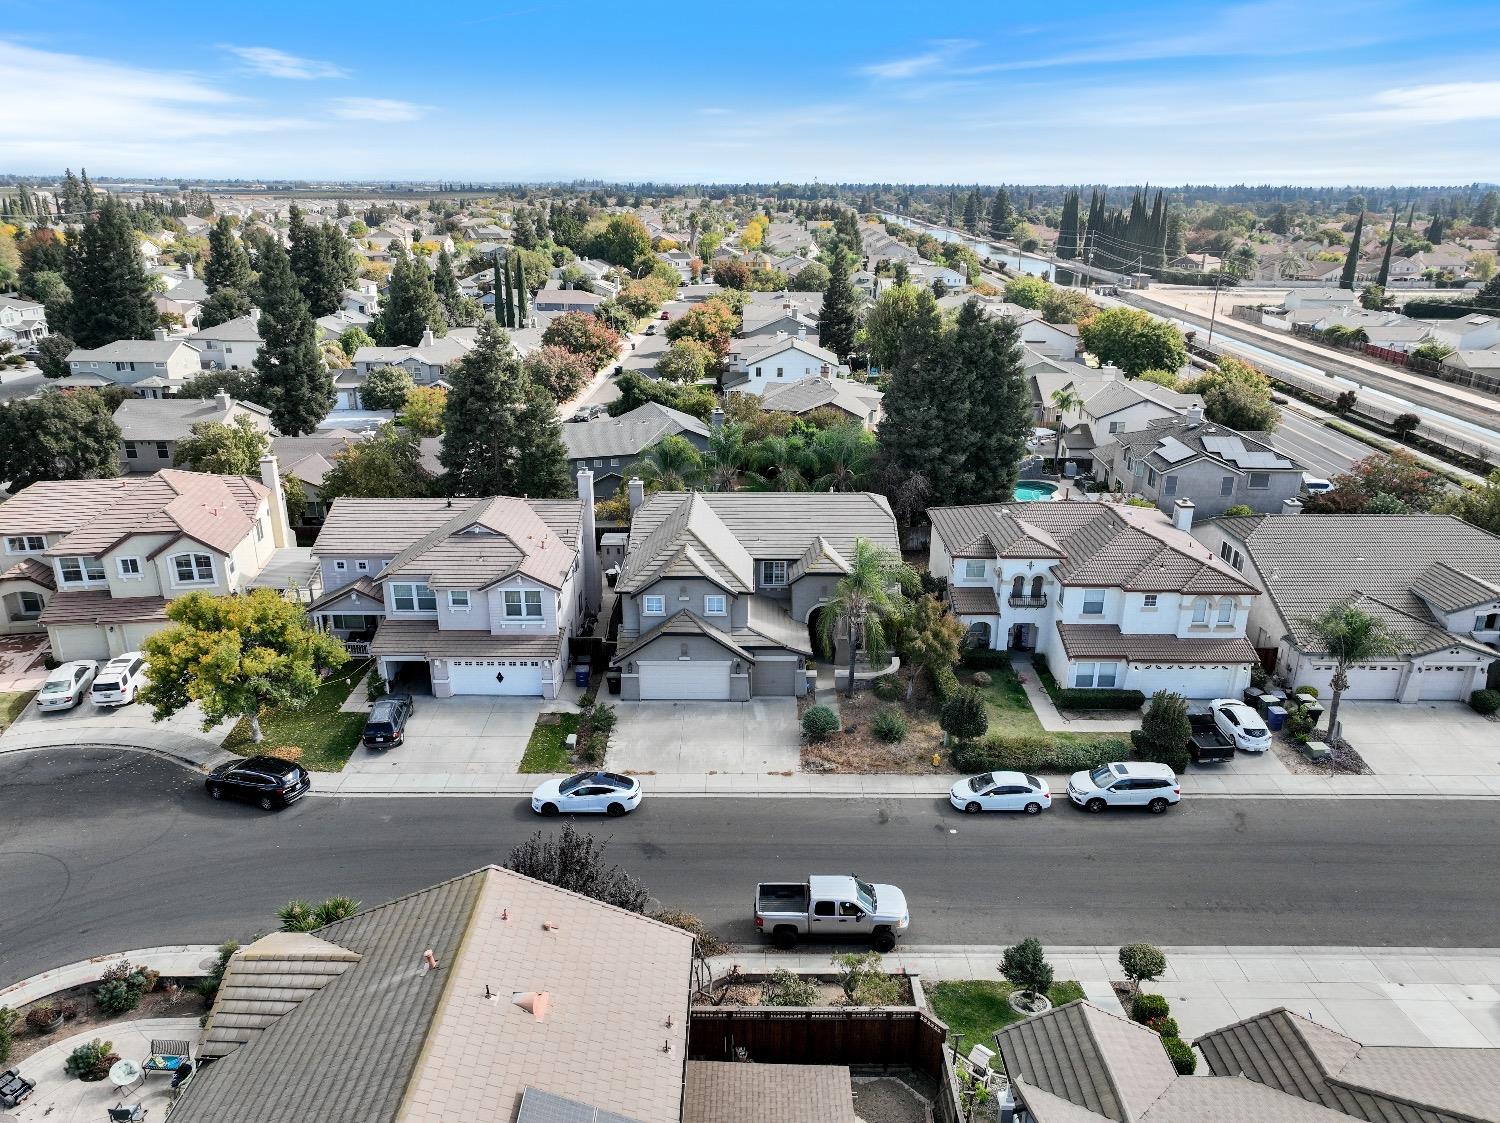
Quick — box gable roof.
[758,376,882,420]
[737,335,839,368]
[1114,417,1300,474]
[1081,380,1201,418]
[113,396,271,441]
[380,496,580,590]
[618,492,757,593]
[562,402,709,461]
[187,314,263,343]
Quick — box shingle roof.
[368,618,562,660]
[67,339,190,363]
[758,377,882,419]
[113,396,270,441]
[187,314,262,343]
[562,402,709,461]
[1056,622,1258,664]
[1114,417,1299,474]
[737,335,839,367]
[684,1062,858,1123]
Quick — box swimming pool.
[1013,480,1059,502]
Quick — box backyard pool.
[1013,480,1059,502]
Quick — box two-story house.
[0,295,48,346]
[562,403,710,500]
[185,312,264,370]
[308,472,600,698]
[722,335,843,396]
[65,336,202,397]
[1192,512,1499,702]
[0,464,291,660]
[1054,379,1204,474]
[352,329,472,386]
[610,488,899,700]
[113,392,275,474]
[1097,410,1305,518]
[929,500,1260,699]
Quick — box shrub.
[652,909,730,957]
[954,734,1123,775]
[94,961,156,1016]
[1470,689,1500,716]
[941,687,989,743]
[65,1039,119,1081]
[971,671,992,687]
[579,702,617,764]
[1131,992,1170,1024]
[1148,1015,1180,1038]
[193,941,240,1004]
[960,648,1012,669]
[1223,503,1254,516]
[1285,708,1315,745]
[1131,691,1191,773]
[1163,1036,1197,1074]
[1294,685,1319,699]
[871,674,903,702]
[871,708,907,743]
[1055,687,1147,711]
[0,1007,14,1066]
[762,968,821,1007]
[802,705,840,742]
[366,668,387,702]
[1000,937,1054,996]
[24,1002,61,1033]
[1118,943,1168,993]
[836,952,893,1004]
[930,663,960,702]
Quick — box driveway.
[343,696,547,776]
[1338,702,1500,777]
[0,692,229,762]
[608,698,801,775]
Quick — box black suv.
[205,756,311,810]
[363,694,415,749]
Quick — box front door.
[1007,624,1034,652]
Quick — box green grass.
[928,979,1088,1048]
[518,711,581,773]
[223,661,370,773]
[0,690,37,735]
[959,664,1094,747]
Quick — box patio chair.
[107,1104,147,1122]
[142,1039,192,1078]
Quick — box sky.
[3,0,1500,186]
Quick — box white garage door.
[1303,663,1405,700]
[1418,665,1472,701]
[638,660,731,700]
[446,658,545,696]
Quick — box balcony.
[1008,594,1049,608]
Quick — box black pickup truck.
[1187,708,1236,764]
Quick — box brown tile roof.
[684,1061,858,1123]
[0,478,149,537]
[368,618,562,660]
[1056,623,1258,665]
[38,590,169,626]
[0,557,55,590]
[951,586,1001,615]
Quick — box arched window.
[1217,597,1235,624]
[1191,597,1210,624]
[1011,575,1025,599]
[1030,575,1044,599]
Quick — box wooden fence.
[688,1005,948,1079]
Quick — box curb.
[0,739,231,774]
[1,945,219,1007]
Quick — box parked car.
[35,660,99,711]
[659,310,670,320]
[755,874,910,951]
[530,771,642,816]
[362,694,415,749]
[1211,698,1271,752]
[1186,706,1236,764]
[205,756,311,810]
[644,324,657,335]
[1302,474,1333,494]
[89,652,148,707]
[1067,761,1180,814]
[949,771,1051,814]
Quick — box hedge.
[931,664,960,703]
[1470,689,1500,716]
[1131,992,1170,1024]
[1055,687,1147,711]
[960,648,1013,670]
[953,733,1132,775]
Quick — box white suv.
[1067,761,1180,814]
[90,652,148,707]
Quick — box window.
[172,553,215,584]
[642,594,666,616]
[776,367,784,378]
[1073,662,1097,688]
[5,535,45,553]
[703,594,727,616]
[449,590,470,610]
[1096,662,1119,688]
[610,458,619,466]
[17,591,43,615]
[755,367,762,378]
[1146,467,1159,487]
[155,441,169,459]
[59,557,106,584]
[761,560,788,587]
[1221,476,1235,496]
[1478,613,1499,631]
[1216,597,1235,624]
[1108,420,1123,434]
[357,561,369,571]
[504,589,544,618]
[963,560,985,580]
[125,442,139,460]
[1031,576,1044,599]
[1191,597,1210,624]
[1218,542,1244,571]
[331,614,377,631]
[1143,593,1158,609]
[392,583,436,611]
[1162,475,1178,496]
[118,557,141,579]
[814,900,836,917]
[1247,472,1270,489]
[335,560,347,571]
[1082,590,1105,616]
[1011,575,1025,598]
[254,520,264,542]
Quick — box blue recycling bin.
[574,665,591,689]
[1264,704,1287,732]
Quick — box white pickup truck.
[754,874,910,951]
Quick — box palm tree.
[818,538,915,699]
[1048,388,1083,475]
[809,423,876,492]
[1302,604,1401,742]
[628,435,703,492]
[700,424,746,492]
[744,434,813,492]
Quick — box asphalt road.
[1266,407,1375,479]
[5,748,1500,984]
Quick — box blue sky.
[3,0,1499,184]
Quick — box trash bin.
[606,670,622,695]
[1243,686,1264,707]
[1264,704,1287,732]
[1301,702,1324,728]
[1258,690,1285,715]
[574,665,591,689]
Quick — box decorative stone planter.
[1008,990,1053,1017]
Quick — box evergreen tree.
[378,248,445,345]
[514,251,529,326]
[205,215,253,294]
[63,197,159,348]
[818,247,859,363]
[941,299,1030,502]
[59,169,83,216]
[288,206,353,317]
[498,253,513,328]
[1165,209,1186,261]
[961,189,980,234]
[1376,207,1398,289]
[255,241,332,436]
[0,389,121,489]
[1339,212,1364,290]
[988,188,1013,241]
[439,321,570,498]
[433,249,460,321]
[1056,191,1079,259]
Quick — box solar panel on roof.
[517,1088,646,1123]
[1155,436,1197,463]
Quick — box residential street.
[4,747,1500,985]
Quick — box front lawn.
[519,711,581,773]
[928,979,1087,1049]
[0,690,36,735]
[960,663,1094,747]
[223,661,370,773]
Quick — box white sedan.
[531,771,642,817]
[949,771,1051,814]
[35,660,99,711]
[1211,699,1272,752]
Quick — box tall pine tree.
[64,197,159,348]
[988,188,1013,241]
[497,253,513,328]
[943,299,1030,502]
[433,249,460,321]
[205,215,253,294]
[1339,212,1364,290]
[378,247,445,345]
[255,241,332,436]
[818,246,858,363]
[1056,191,1080,259]
[1376,207,1398,289]
[514,252,529,327]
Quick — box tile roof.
[271,433,360,489]
[0,478,167,536]
[312,498,480,555]
[1411,561,1500,614]
[1056,623,1258,664]
[1216,513,1500,653]
[0,557,55,590]
[369,618,563,660]
[38,591,169,626]
[381,497,580,590]
[788,536,850,583]
[562,403,709,461]
[41,470,267,559]
[614,609,758,663]
[617,493,758,594]
[1139,1076,1355,1123]
[758,377,882,420]
[306,574,382,613]
[950,586,1001,615]
[741,597,815,655]
[684,1062,858,1123]
[1113,417,1299,474]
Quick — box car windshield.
[967,773,993,792]
[558,772,594,794]
[854,878,877,913]
[94,679,119,690]
[41,679,70,693]
[1088,766,1115,787]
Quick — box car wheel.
[606,802,626,817]
[772,927,797,951]
[1085,798,1107,813]
[259,796,275,811]
[540,802,559,816]
[872,928,897,953]
[964,801,982,814]
[208,784,223,800]
[1148,798,1170,814]
[1024,802,1042,815]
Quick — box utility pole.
[1205,268,1226,353]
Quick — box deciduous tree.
[0,390,120,488]
[360,365,416,411]
[505,822,649,912]
[172,416,270,475]
[320,425,430,500]
[540,311,620,369]
[1078,306,1187,377]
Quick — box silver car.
[35,660,99,711]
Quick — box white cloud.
[858,38,976,80]
[222,45,347,79]
[328,97,427,122]
[1331,81,1500,126]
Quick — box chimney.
[577,469,600,615]
[184,262,195,280]
[215,390,232,414]
[710,407,724,432]
[798,326,807,339]
[259,453,291,549]
[250,306,262,324]
[420,328,436,348]
[1172,497,1195,532]
[152,326,169,341]
[1185,403,1204,426]
[1281,497,1303,516]
[627,477,645,516]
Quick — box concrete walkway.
[1010,654,1140,734]
[11,1017,200,1122]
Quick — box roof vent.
[512,991,551,1021]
